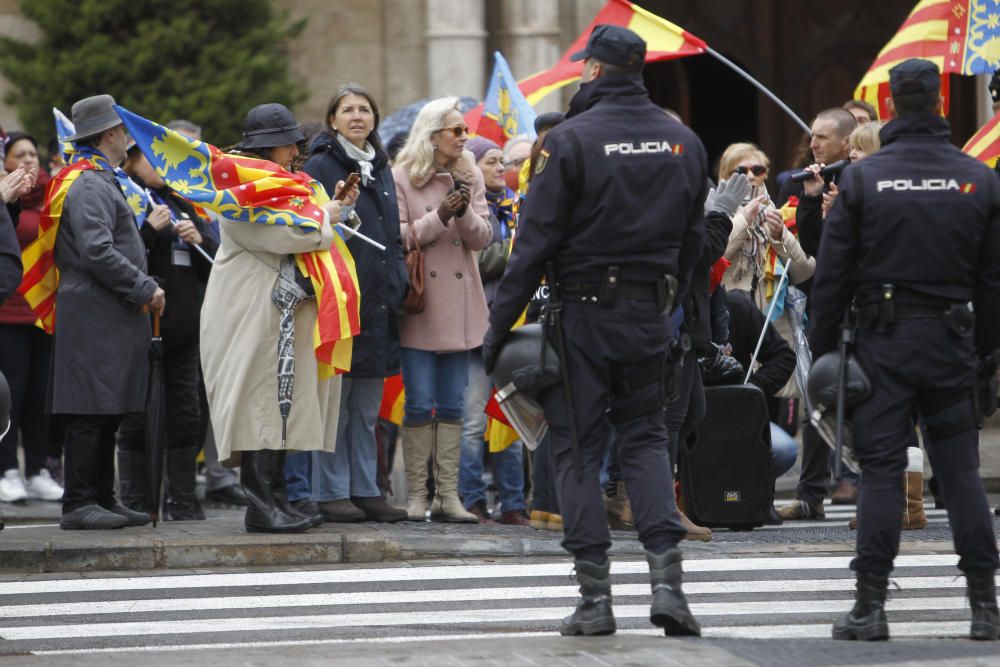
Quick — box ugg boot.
[832,571,890,640]
[605,481,634,530]
[401,423,434,521]
[559,559,616,636]
[967,571,1000,640]
[902,447,927,530]
[430,420,477,523]
[165,446,205,521]
[675,481,712,542]
[241,451,312,533]
[117,449,149,513]
[647,548,701,636]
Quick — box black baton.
[545,261,583,482]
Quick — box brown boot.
[831,479,859,505]
[605,481,634,530]
[902,470,927,530]
[675,481,711,542]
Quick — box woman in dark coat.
[303,83,408,523]
[119,143,218,520]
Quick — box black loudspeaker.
[681,384,773,530]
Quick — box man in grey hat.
[54,94,165,530]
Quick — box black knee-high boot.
[165,446,205,521]
[241,450,311,533]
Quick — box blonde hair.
[849,122,882,156]
[395,97,462,183]
[717,142,769,182]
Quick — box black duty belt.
[859,302,946,327]
[558,281,659,304]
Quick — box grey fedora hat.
[66,94,122,142]
[235,103,305,150]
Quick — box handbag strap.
[404,222,421,253]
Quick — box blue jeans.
[284,452,312,503]
[400,348,469,425]
[770,422,798,480]
[458,350,525,511]
[313,377,383,502]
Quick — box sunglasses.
[734,165,767,176]
[437,124,469,138]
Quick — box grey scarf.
[336,133,376,186]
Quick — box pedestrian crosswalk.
[0,552,989,655]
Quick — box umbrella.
[784,286,812,407]
[378,96,479,145]
[271,258,310,447]
[145,311,167,526]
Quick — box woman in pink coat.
[392,97,491,523]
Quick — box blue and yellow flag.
[474,51,537,146]
[115,105,361,376]
[52,107,75,164]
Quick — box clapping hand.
[0,164,33,203]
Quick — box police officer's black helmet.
[0,370,11,441]
[806,351,873,412]
[493,323,561,401]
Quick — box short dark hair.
[814,108,857,139]
[843,99,877,121]
[592,58,632,75]
[892,90,939,116]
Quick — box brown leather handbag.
[400,223,425,314]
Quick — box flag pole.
[744,259,791,385]
[705,47,811,134]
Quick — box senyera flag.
[465,0,706,133]
[115,105,361,377]
[855,0,1000,119]
[963,112,1000,166]
[473,51,538,147]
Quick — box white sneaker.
[26,469,64,502]
[0,468,28,502]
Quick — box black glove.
[975,351,1000,425]
[698,343,745,385]
[482,328,505,375]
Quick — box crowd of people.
[0,52,974,539]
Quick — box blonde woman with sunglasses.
[392,97,491,523]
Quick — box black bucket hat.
[235,103,305,150]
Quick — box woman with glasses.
[392,98,491,523]
[718,142,814,310]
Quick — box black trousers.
[851,319,999,577]
[0,324,53,476]
[62,414,122,513]
[795,421,830,505]
[543,299,686,560]
[117,342,201,453]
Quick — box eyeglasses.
[437,124,469,138]
[734,165,767,176]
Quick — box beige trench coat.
[201,217,342,467]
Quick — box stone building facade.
[0,0,986,173]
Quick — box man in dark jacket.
[53,95,163,530]
[483,25,740,638]
[0,206,19,305]
[810,59,1000,640]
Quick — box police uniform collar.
[566,72,649,118]
[879,114,950,147]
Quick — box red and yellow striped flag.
[17,160,97,332]
[465,0,706,132]
[854,0,1000,119]
[963,112,1000,166]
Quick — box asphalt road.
[2,534,1000,666]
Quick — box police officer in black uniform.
[810,58,1000,641]
[483,25,746,638]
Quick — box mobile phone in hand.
[335,173,361,201]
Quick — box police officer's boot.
[832,571,890,640]
[430,420,477,523]
[967,571,1000,640]
[559,559,616,636]
[401,423,434,521]
[647,548,701,636]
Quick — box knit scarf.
[485,186,518,240]
[336,133,376,186]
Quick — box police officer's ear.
[884,97,897,120]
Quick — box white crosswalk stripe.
[0,552,988,655]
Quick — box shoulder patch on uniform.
[534,149,550,176]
